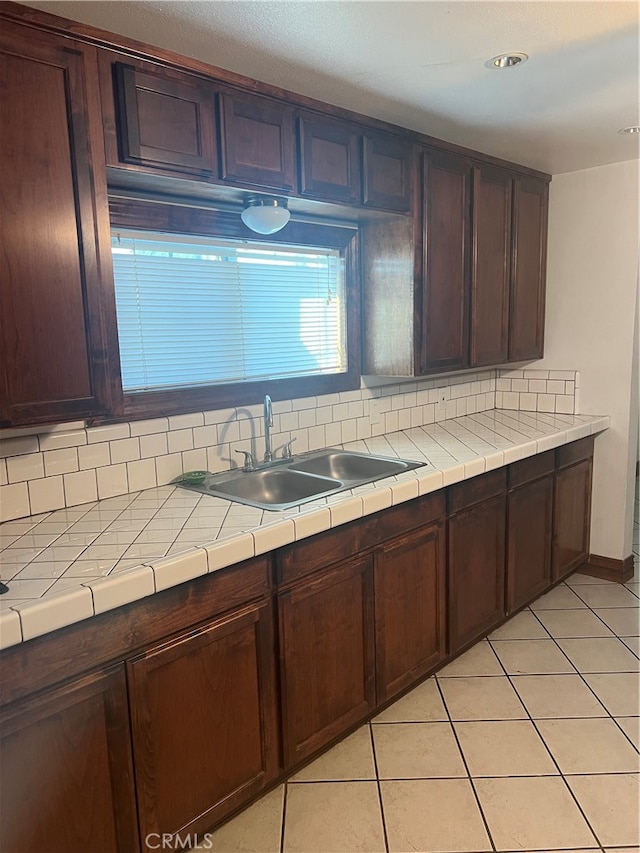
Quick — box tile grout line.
[368,721,391,853]
[279,782,288,853]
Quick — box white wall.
[535,159,639,560]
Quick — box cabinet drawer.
[277,492,445,586]
[448,468,507,514]
[556,436,594,469]
[508,450,555,488]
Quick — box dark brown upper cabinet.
[510,177,549,361]
[108,59,218,177]
[362,132,413,212]
[219,91,295,191]
[421,150,472,373]
[0,23,123,427]
[298,113,360,204]
[470,164,513,367]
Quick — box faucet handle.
[282,438,297,459]
[235,450,255,471]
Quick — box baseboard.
[579,553,635,583]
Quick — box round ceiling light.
[618,126,640,135]
[241,196,291,235]
[486,52,528,69]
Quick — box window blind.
[111,230,347,392]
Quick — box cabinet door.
[362,133,413,212]
[0,666,138,853]
[219,92,295,190]
[0,24,122,426]
[127,602,279,849]
[421,151,472,373]
[298,113,360,203]
[111,61,217,176]
[470,165,512,366]
[279,555,375,767]
[509,177,549,361]
[553,459,592,581]
[448,494,506,653]
[507,476,554,612]
[374,522,446,704]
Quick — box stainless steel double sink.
[176,449,426,511]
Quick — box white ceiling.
[24,0,640,174]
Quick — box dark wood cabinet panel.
[298,113,360,203]
[0,24,122,426]
[109,60,217,176]
[127,602,279,848]
[507,475,554,612]
[279,555,375,768]
[421,151,472,373]
[448,489,506,652]
[362,132,413,212]
[219,92,295,190]
[374,523,446,704]
[553,458,592,581]
[471,165,513,367]
[510,177,548,360]
[0,666,138,853]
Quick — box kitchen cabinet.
[553,437,594,581]
[448,469,507,653]
[219,91,296,191]
[0,22,123,426]
[127,601,279,849]
[297,112,360,203]
[362,131,413,212]
[506,451,555,613]
[0,665,138,853]
[102,56,218,177]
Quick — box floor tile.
[290,726,375,782]
[567,774,640,847]
[489,609,550,640]
[474,776,597,851]
[583,673,640,716]
[622,636,640,655]
[536,718,640,774]
[439,675,527,721]
[593,607,640,636]
[454,720,557,777]
[572,584,640,609]
[373,722,467,779]
[530,584,588,610]
[511,674,608,718]
[283,781,385,853]
[380,778,492,853]
[373,677,448,723]
[199,785,284,852]
[535,608,615,638]
[491,639,575,674]
[555,637,640,673]
[437,640,503,676]
[615,717,640,749]
[566,572,617,585]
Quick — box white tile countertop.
[0,410,610,650]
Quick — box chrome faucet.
[263,394,273,462]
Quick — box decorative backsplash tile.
[0,369,577,523]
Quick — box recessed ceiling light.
[486,53,528,69]
[618,126,640,135]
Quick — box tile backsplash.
[0,369,578,522]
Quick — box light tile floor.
[198,495,640,853]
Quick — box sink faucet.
[263,394,273,462]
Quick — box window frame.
[108,198,362,420]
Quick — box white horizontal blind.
[111,230,346,392]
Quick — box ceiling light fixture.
[486,52,528,69]
[618,126,640,135]
[240,196,291,235]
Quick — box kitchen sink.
[175,448,425,511]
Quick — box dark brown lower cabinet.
[0,665,138,853]
[278,555,375,768]
[553,457,593,581]
[374,522,446,704]
[127,601,279,852]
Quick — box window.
[108,199,360,418]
